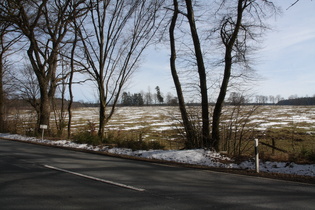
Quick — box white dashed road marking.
[43,164,145,192]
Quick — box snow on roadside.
[0,133,314,177]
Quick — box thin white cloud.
[263,28,315,53]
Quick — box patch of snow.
[151,126,175,131]
[0,133,314,177]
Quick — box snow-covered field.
[10,106,315,143]
[70,105,315,131]
[1,133,314,177]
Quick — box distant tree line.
[277,97,315,105]
[227,93,283,105]
[121,90,315,106]
[121,86,178,106]
[226,92,315,105]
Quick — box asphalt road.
[1,139,315,210]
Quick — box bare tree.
[76,0,165,138]
[166,0,278,150]
[67,14,80,139]
[275,94,282,104]
[167,0,211,148]
[211,0,278,150]
[0,0,86,132]
[0,23,10,132]
[286,0,302,10]
[184,0,211,148]
[269,95,275,104]
[0,23,8,132]
[14,64,41,121]
[144,86,153,105]
[169,0,199,148]
[0,19,21,132]
[52,58,69,137]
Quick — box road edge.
[1,137,314,185]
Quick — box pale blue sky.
[256,1,315,99]
[74,1,315,102]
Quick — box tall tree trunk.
[169,0,197,148]
[31,65,57,134]
[58,74,66,137]
[0,56,4,132]
[27,34,59,133]
[212,52,232,150]
[67,24,77,139]
[185,0,210,148]
[67,67,74,139]
[39,90,51,129]
[98,83,106,139]
[212,0,245,151]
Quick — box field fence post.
[254,138,259,173]
[272,138,275,155]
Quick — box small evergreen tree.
[155,86,164,104]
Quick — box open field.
[70,105,315,131]
[7,105,315,162]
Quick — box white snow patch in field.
[152,126,175,131]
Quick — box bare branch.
[287,0,299,10]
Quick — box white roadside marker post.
[254,138,259,173]
[40,124,48,141]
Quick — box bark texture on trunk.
[185,0,210,148]
[0,56,4,132]
[169,0,198,148]
[212,0,245,151]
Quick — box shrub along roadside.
[117,139,165,151]
[72,131,104,146]
[295,147,315,163]
[72,130,165,151]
